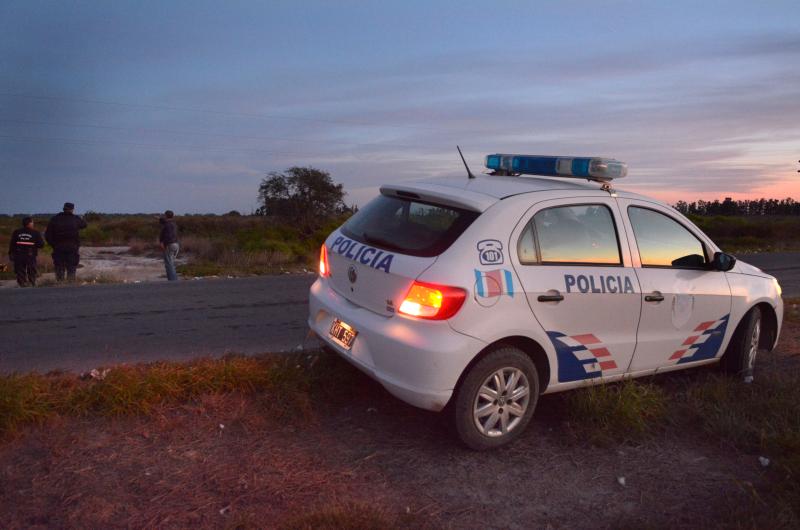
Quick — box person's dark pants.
[52,248,80,282]
[13,256,37,287]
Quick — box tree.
[257,166,347,231]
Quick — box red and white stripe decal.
[669,318,726,362]
[558,333,618,374]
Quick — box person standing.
[8,217,45,287]
[45,202,87,282]
[159,210,180,281]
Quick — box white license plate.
[329,319,357,350]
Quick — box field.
[2,212,799,283]
[0,213,348,281]
[687,215,800,253]
[1,301,798,528]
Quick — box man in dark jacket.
[159,210,180,281]
[45,202,88,282]
[8,217,45,287]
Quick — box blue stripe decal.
[504,269,514,297]
[474,269,484,297]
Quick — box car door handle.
[645,292,664,302]
[538,293,564,302]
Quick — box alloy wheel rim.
[473,367,530,437]
[747,320,760,371]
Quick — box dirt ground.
[0,246,179,288]
[1,323,798,529]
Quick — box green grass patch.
[564,378,669,444]
[177,262,226,277]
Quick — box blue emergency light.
[485,154,627,182]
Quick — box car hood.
[732,259,774,280]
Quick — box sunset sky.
[1,1,799,214]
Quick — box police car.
[308,154,784,450]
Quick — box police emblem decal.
[477,239,504,265]
[347,265,357,284]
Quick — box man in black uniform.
[45,202,88,282]
[8,216,45,287]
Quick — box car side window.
[627,206,707,268]
[518,204,622,265]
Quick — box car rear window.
[340,194,480,257]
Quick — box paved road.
[1,253,797,374]
[1,275,316,374]
[738,252,800,299]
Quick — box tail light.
[319,244,330,277]
[398,281,466,320]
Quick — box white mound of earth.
[1,246,186,288]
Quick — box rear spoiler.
[380,183,496,213]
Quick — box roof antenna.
[457,145,476,179]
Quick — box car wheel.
[720,306,761,383]
[453,346,539,450]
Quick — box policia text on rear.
[308,153,783,450]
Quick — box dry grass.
[677,370,800,528]
[0,354,338,437]
[563,359,800,527]
[1,213,347,281]
[2,322,799,527]
[178,234,301,277]
[280,503,401,530]
[126,238,160,256]
[784,297,799,323]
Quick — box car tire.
[720,306,761,382]
[453,346,540,450]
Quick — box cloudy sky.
[1,1,799,214]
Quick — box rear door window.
[341,195,480,257]
[518,204,622,265]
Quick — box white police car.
[308,154,783,450]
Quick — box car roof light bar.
[485,154,627,182]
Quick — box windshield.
[340,194,480,257]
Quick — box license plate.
[329,319,357,350]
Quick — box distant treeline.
[674,198,800,216]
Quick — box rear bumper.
[308,278,484,411]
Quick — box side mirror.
[711,252,736,272]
